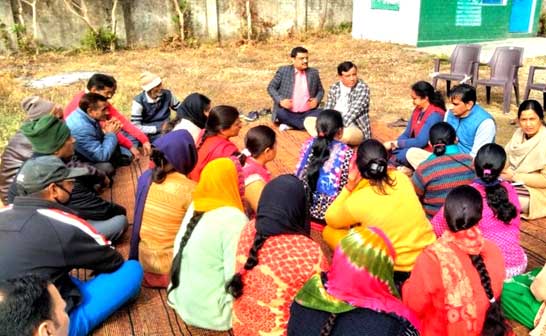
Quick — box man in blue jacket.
[65,92,128,176]
[406,84,495,169]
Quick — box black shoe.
[387,117,408,128]
[114,155,133,167]
[244,111,259,122]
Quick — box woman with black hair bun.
[323,139,435,285]
[404,185,510,336]
[383,81,446,167]
[226,175,328,336]
[432,143,526,278]
[412,122,474,219]
[296,109,353,223]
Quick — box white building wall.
[352,0,421,46]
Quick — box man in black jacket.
[0,156,143,336]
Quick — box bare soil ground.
[1,33,545,151]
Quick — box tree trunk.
[31,0,37,41]
[110,0,118,51]
[245,0,251,40]
[16,0,25,26]
[171,0,185,41]
[319,0,328,30]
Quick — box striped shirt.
[412,144,475,219]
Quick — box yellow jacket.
[324,169,435,272]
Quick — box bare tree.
[62,0,97,34]
[245,0,251,41]
[110,0,118,50]
[171,0,185,40]
[63,0,119,51]
[15,0,25,27]
[20,0,38,41]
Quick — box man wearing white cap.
[131,71,182,142]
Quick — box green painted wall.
[417,0,543,47]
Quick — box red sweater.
[64,91,149,149]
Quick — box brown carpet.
[90,119,536,335]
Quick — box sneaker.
[244,111,259,122]
[279,123,292,132]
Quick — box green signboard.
[371,0,400,11]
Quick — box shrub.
[81,27,117,52]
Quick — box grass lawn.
[1,33,546,152]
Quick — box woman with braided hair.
[404,185,510,336]
[188,105,242,181]
[295,109,353,223]
[287,227,420,336]
[412,122,475,219]
[168,157,248,331]
[432,143,526,278]
[323,139,435,284]
[226,175,329,336]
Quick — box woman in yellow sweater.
[324,139,436,284]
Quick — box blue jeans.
[87,215,128,242]
[69,260,143,336]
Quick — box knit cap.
[140,71,162,92]
[21,96,55,121]
[20,115,71,154]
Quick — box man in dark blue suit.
[267,46,324,130]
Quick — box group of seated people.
[0,45,546,336]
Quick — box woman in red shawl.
[189,105,242,181]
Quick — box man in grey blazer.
[267,46,324,130]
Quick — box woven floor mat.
[91,121,534,335]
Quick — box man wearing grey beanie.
[0,96,60,204]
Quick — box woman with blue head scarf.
[130,130,198,287]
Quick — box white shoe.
[279,124,292,132]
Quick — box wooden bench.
[92,120,539,335]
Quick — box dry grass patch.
[1,34,545,151]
